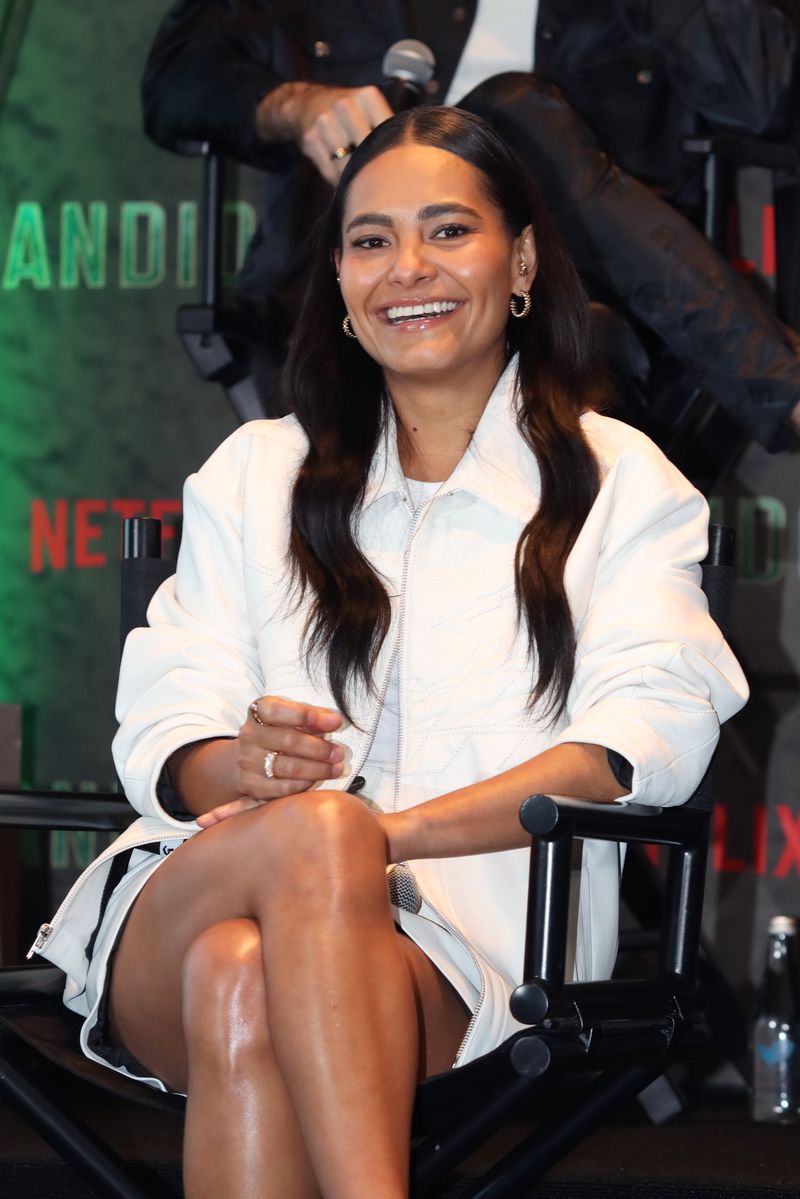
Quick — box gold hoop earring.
[509,290,532,319]
[342,314,358,339]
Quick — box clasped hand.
[258,82,394,185]
[196,696,346,827]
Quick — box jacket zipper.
[422,890,487,1063]
[27,828,191,958]
[344,491,417,786]
[393,488,455,815]
[346,635,400,790]
[391,487,487,1062]
[350,486,454,786]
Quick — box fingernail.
[323,719,350,739]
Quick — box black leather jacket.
[143,0,795,178]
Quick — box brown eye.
[434,224,470,239]
[352,235,388,249]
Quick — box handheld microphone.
[381,39,436,112]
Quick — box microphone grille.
[382,39,436,87]
[386,863,423,915]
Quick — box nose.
[387,235,434,286]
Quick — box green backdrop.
[0,0,238,792]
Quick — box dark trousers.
[459,72,799,455]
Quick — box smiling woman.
[33,107,748,1199]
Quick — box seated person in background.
[33,108,747,1198]
[143,0,800,457]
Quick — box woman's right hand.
[169,698,347,827]
[234,694,346,799]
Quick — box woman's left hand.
[196,796,264,828]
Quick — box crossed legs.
[107,791,468,1199]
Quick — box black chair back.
[119,516,174,651]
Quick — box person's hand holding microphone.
[255,40,436,183]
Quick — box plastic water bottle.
[751,915,800,1123]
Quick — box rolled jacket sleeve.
[556,429,748,806]
[112,427,265,824]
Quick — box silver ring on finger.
[263,750,278,779]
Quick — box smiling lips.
[383,300,461,325]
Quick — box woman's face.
[336,143,535,389]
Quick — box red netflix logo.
[30,498,181,572]
[644,801,800,877]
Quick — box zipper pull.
[27,922,53,959]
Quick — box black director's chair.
[0,518,736,1199]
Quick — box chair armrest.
[512,794,710,1022]
[683,135,800,246]
[0,790,133,832]
[174,139,214,158]
[519,793,708,848]
[684,134,800,175]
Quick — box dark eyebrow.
[344,202,482,234]
[344,212,394,233]
[418,203,481,221]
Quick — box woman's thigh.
[107,803,469,1090]
[395,935,470,1079]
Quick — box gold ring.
[331,145,352,161]
[249,699,264,725]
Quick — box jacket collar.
[363,357,541,522]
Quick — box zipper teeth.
[422,890,487,1063]
[30,828,191,947]
[347,636,400,786]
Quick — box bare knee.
[259,790,389,912]
[183,919,272,1071]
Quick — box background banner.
[0,1,797,995]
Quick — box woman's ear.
[512,225,537,288]
[333,248,342,277]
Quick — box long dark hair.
[285,107,605,723]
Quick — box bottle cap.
[768,915,797,936]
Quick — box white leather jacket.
[33,361,748,1069]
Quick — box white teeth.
[385,301,458,322]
